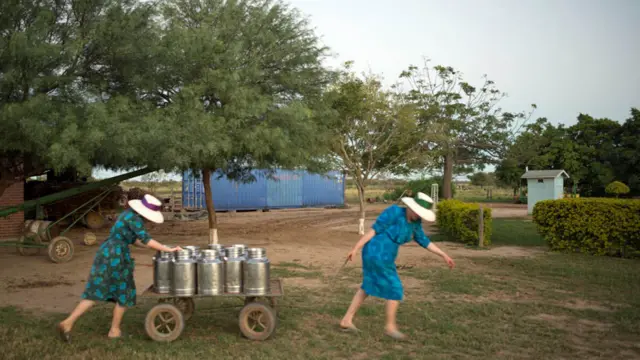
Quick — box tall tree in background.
[158,0,333,243]
[0,0,167,195]
[324,63,429,234]
[399,58,535,199]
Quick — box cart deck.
[142,279,284,343]
[141,278,284,299]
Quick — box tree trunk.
[443,153,454,199]
[202,169,219,244]
[356,183,366,235]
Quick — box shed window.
[537,179,544,183]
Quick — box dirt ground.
[0,203,533,313]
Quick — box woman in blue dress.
[340,192,455,340]
[57,194,181,341]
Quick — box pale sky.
[291,0,639,126]
[94,0,639,180]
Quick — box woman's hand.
[443,254,455,269]
[170,246,183,252]
[346,248,357,262]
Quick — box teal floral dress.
[361,205,431,301]
[81,209,152,307]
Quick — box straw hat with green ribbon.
[401,192,435,222]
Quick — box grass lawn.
[429,218,546,248]
[2,252,640,359]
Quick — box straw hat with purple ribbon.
[128,194,164,224]
[401,191,436,222]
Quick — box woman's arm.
[140,239,181,252]
[347,229,376,260]
[426,242,455,268]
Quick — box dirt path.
[0,202,537,313]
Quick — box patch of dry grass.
[3,252,640,359]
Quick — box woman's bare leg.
[384,300,406,339]
[59,299,95,331]
[108,304,127,338]
[340,288,368,328]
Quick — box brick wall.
[0,182,24,240]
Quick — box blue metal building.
[521,169,570,214]
[182,169,345,211]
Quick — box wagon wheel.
[238,302,277,341]
[145,303,185,343]
[244,297,277,312]
[84,211,105,230]
[17,231,42,256]
[47,236,74,263]
[158,297,195,321]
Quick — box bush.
[533,198,640,257]
[436,199,492,246]
[605,181,630,198]
[384,177,455,201]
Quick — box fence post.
[478,205,484,247]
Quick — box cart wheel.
[159,297,195,321]
[238,302,277,341]
[18,231,42,256]
[47,236,74,263]
[145,303,185,343]
[84,211,105,230]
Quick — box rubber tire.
[17,231,42,256]
[159,298,195,321]
[84,211,105,230]
[238,301,277,341]
[145,303,185,343]
[47,236,74,263]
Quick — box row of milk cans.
[152,244,271,296]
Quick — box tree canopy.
[399,59,536,199]
[0,0,169,195]
[496,108,640,196]
[322,62,428,234]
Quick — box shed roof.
[521,170,569,179]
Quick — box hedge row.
[436,199,492,246]
[533,198,640,258]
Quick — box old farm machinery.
[0,168,154,263]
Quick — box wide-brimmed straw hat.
[401,192,436,222]
[128,194,164,224]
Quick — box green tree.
[605,181,630,198]
[468,172,495,188]
[323,63,428,234]
[0,0,165,196]
[158,0,333,243]
[399,58,535,199]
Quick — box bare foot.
[107,329,122,338]
[339,320,360,332]
[384,328,407,340]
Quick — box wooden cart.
[140,279,284,343]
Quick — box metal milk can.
[184,245,201,260]
[171,249,197,296]
[223,246,244,294]
[207,244,224,258]
[152,249,172,294]
[230,244,247,259]
[197,249,224,295]
[243,248,271,296]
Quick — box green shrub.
[384,177,455,201]
[605,181,630,198]
[533,198,640,257]
[436,199,492,246]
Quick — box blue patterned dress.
[81,209,152,307]
[361,205,431,301]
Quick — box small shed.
[521,169,570,214]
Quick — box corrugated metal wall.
[182,169,345,211]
